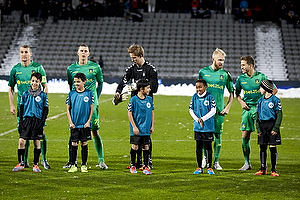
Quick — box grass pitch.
[0,92,299,199]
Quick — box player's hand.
[271,131,277,135]
[114,92,120,100]
[240,101,250,111]
[10,105,16,115]
[150,126,154,134]
[84,123,90,128]
[198,118,204,127]
[133,127,139,136]
[257,132,262,136]
[69,123,75,129]
[220,107,229,115]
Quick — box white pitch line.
[0,97,113,137]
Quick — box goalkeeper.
[114,44,158,169]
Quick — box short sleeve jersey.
[8,62,47,107]
[257,95,282,121]
[20,90,48,119]
[127,95,154,136]
[66,89,94,128]
[235,71,268,105]
[67,61,103,105]
[198,66,234,112]
[189,92,216,132]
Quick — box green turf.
[0,92,299,199]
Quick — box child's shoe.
[81,165,88,173]
[270,170,279,177]
[207,168,215,175]
[12,163,25,172]
[68,165,78,173]
[142,166,151,175]
[130,166,137,174]
[193,168,203,174]
[255,168,267,175]
[33,165,41,173]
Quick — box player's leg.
[68,129,79,172]
[63,136,72,168]
[13,138,26,172]
[255,144,267,175]
[81,140,88,173]
[24,139,30,168]
[205,141,214,175]
[142,141,151,175]
[239,108,255,170]
[269,145,279,176]
[130,139,138,173]
[148,137,153,169]
[91,105,108,169]
[213,114,224,170]
[41,131,50,169]
[33,139,41,172]
[194,136,204,174]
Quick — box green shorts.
[91,104,100,131]
[214,112,225,134]
[240,105,256,132]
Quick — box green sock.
[213,133,222,163]
[242,137,251,165]
[40,134,47,161]
[93,135,104,163]
[24,140,30,164]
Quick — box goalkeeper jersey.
[67,61,103,105]
[198,65,234,113]
[8,62,47,108]
[127,95,154,136]
[235,71,268,105]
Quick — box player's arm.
[128,110,139,136]
[150,110,154,134]
[221,92,234,114]
[84,104,93,128]
[8,87,16,115]
[255,112,261,136]
[237,95,249,110]
[37,98,49,131]
[272,109,282,135]
[66,104,75,129]
[42,83,48,95]
[96,66,104,99]
[149,67,158,93]
[67,68,73,91]
[115,67,132,99]
[236,79,249,110]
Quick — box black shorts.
[20,117,43,140]
[257,120,281,145]
[194,131,214,142]
[70,127,91,142]
[130,135,151,145]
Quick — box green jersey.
[198,65,234,113]
[8,62,47,107]
[235,71,268,105]
[67,61,103,105]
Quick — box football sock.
[149,139,153,165]
[130,148,137,166]
[242,137,251,165]
[71,145,78,166]
[270,146,277,171]
[81,145,88,166]
[196,141,203,168]
[93,135,104,163]
[18,148,25,165]
[40,134,47,161]
[204,141,213,168]
[213,133,222,163]
[24,139,30,164]
[143,149,150,167]
[33,148,41,165]
[137,146,142,167]
[68,136,72,162]
[260,145,267,170]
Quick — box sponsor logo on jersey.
[89,69,93,74]
[84,96,89,102]
[35,96,41,102]
[255,79,260,84]
[241,82,247,84]
[268,102,274,108]
[220,75,224,80]
[243,89,260,94]
[16,72,22,74]
[207,83,223,90]
[205,75,210,77]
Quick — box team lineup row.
[8,44,282,176]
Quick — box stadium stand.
[0,12,299,82]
